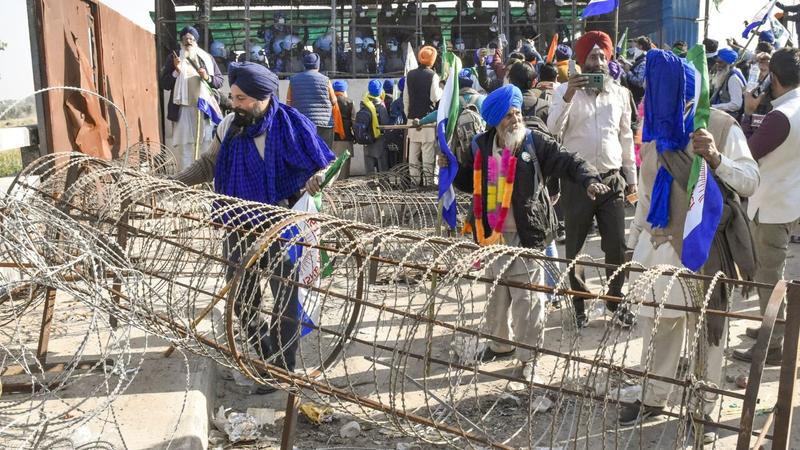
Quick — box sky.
[0,0,154,101]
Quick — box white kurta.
[627,124,759,319]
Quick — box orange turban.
[418,46,438,67]
[575,31,613,66]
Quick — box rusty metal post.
[736,280,787,449]
[35,287,57,364]
[280,392,301,450]
[771,280,800,449]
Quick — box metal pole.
[203,0,211,49]
[536,0,542,48]
[572,0,578,43]
[351,0,356,77]
[244,0,251,61]
[704,0,711,40]
[613,0,619,49]
[772,280,800,449]
[331,0,337,74]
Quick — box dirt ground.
[209,210,800,450]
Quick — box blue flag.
[581,0,619,18]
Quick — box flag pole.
[613,1,620,49]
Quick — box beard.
[502,124,527,151]
[232,103,268,129]
[182,43,197,60]
[712,66,730,90]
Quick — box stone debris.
[339,420,362,438]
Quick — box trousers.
[224,232,300,371]
[639,314,726,415]
[562,171,627,318]
[407,140,436,186]
[751,217,792,348]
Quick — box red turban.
[575,31,613,66]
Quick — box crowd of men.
[164,4,800,441]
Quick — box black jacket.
[453,128,600,248]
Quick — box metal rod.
[771,280,800,449]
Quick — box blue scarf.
[214,101,334,222]
[642,50,694,229]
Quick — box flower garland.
[472,147,518,246]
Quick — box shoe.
[744,327,759,339]
[618,400,664,425]
[611,307,636,328]
[575,314,589,329]
[686,415,718,445]
[732,346,782,366]
[476,347,515,362]
[790,235,800,244]
[556,228,566,244]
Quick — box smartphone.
[584,73,605,90]
[568,59,577,76]
[754,74,771,97]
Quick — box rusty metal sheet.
[32,0,160,160]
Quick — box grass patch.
[0,148,22,177]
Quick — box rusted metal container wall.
[30,0,159,159]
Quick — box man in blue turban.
[440,84,606,378]
[173,62,335,388]
[160,25,224,171]
[710,48,746,120]
[620,49,759,441]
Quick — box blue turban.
[459,68,473,88]
[179,26,199,42]
[333,80,348,92]
[760,30,776,44]
[481,85,523,127]
[304,52,321,70]
[368,79,383,97]
[398,77,406,92]
[641,49,696,229]
[228,62,278,100]
[717,48,738,65]
[383,79,395,94]
[555,44,572,61]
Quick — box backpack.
[384,98,406,153]
[520,133,559,247]
[452,96,486,164]
[353,106,377,145]
[526,87,552,124]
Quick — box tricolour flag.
[197,97,223,125]
[742,0,778,39]
[581,0,618,18]
[280,151,350,336]
[437,51,462,230]
[681,44,723,272]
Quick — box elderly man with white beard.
[440,85,608,381]
[161,26,224,171]
[710,48,746,120]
